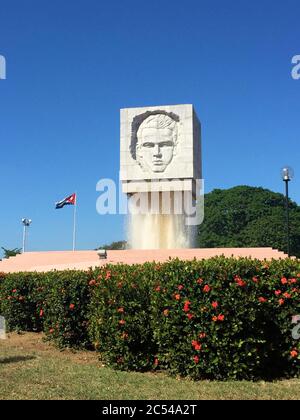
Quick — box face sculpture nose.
[153,144,162,157]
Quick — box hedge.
[0,257,299,380]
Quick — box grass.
[0,333,299,400]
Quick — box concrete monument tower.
[120,104,202,249]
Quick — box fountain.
[120,104,202,249]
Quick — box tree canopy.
[1,247,22,260]
[197,186,300,257]
[96,240,127,250]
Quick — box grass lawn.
[0,332,299,400]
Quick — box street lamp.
[281,167,294,257]
[22,218,32,253]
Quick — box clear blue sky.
[0,0,299,253]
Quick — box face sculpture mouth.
[151,160,167,172]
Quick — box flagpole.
[72,192,77,251]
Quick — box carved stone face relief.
[132,113,179,173]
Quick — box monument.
[0,101,292,272]
[120,104,202,249]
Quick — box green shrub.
[88,264,158,370]
[150,258,300,380]
[0,272,48,332]
[0,270,91,349]
[42,270,91,348]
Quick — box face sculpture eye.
[142,142,155,148]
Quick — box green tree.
[1,247,22,259]
[96,240,127,250]
[197,186,300,257]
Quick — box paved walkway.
[0,247,291,273]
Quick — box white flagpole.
[72,193,77,251]
[22,224,26,253]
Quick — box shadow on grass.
[0,355,36,364]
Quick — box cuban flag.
[55,193,76,209]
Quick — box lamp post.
[281,167,294,257]
[22,218,32,253]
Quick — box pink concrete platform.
[0,248,293,273]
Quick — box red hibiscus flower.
[69,303,75,310]
[187,313,194,320]
[281,277,288,285]
[197,278,203,284]
[89,279,96,286]
[155,286,161,292]
[39,309,44,317]
[117,307,124,313]
[283,292,291,299]
[174,294,181,300]
[235,276,246,287]
[49,328,55,334]
[199,332,206,339]
[12,289,17,293]
[275,290,282,296]
[178,285,184,290]
[258,297,267,303]
[154,357,159,366]
[278,298,285,306]
[252,277,259,283]
[191,340,202,350]
[119,319,126,325]
[217,314,225,321]
[203,285,211,293]
[290,349,298,358]
[212,301,218,309]
[183,300,191,312]
[212,316,218,322]
[193,355,200,364]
